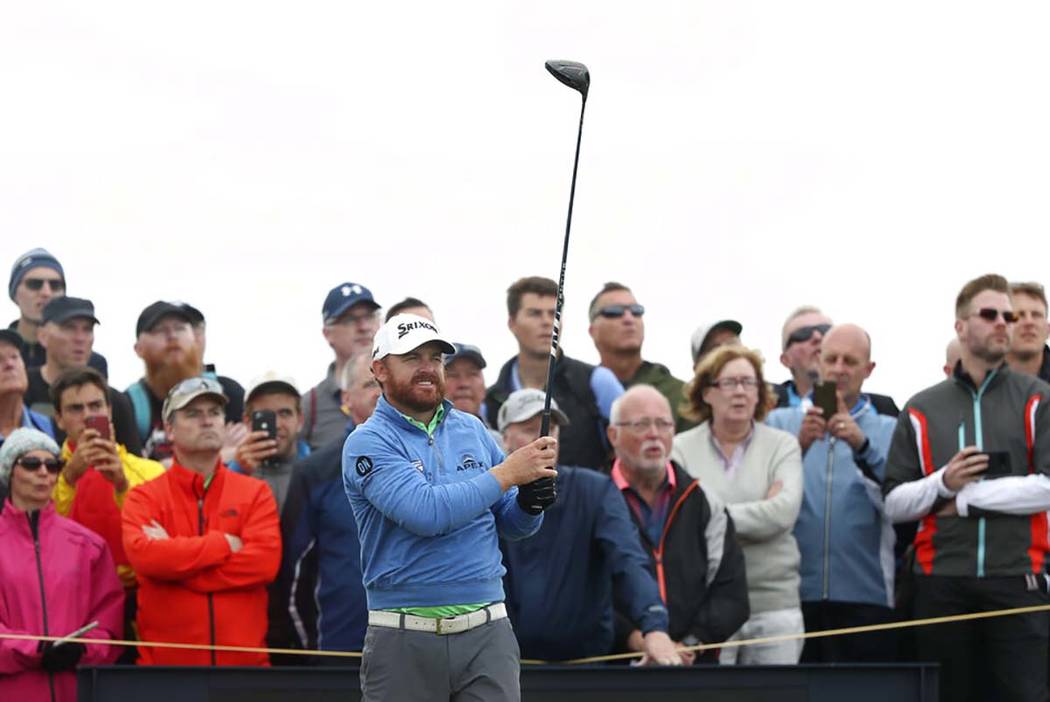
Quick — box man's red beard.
[144,345,204,395]
[387,370,446,414]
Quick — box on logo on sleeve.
[355,456,374,477]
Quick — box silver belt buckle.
[435,616,454,635]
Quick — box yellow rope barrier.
[3,602,1049,666]
[0,632,360,658]
[526,603,1050,665]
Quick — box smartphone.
[84,415,111,440]
[982,451,1012,479]
[251,410,278,467]
[812,382,838,420]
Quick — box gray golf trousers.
[360,617,521,701]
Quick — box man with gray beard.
[609,384,749,663]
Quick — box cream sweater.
[672,421,803,614]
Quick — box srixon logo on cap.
[397,320,437,339]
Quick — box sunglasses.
[595,304,645,320]
[16,456,64,474]
[171,376,225,396]
[23,278,65,293]
[784,323,831,349]
[973,308,1018,324]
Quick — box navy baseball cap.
[42,297,100,326]
[444,342,486,369]
[136,301,193,336]
[323,282,379,324]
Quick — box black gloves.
[38,641,86,673]
[517,477,557,515]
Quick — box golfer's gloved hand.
[517,476,557,515]
[38,641,86,673]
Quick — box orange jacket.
[122,459,281,666]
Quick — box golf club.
[539,59,589,439]
[518,59,590,514]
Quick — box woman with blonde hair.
[672,345,804,664]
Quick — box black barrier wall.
[78,664,938,702]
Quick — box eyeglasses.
[23,278,65,293]
[614,417,675,435]
[594,304,645,321]
[784,323,830,349]
[973,308,1018,324]
[709,376,760,391]
[16,457,64,474]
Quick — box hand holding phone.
[249,410,279,468]
[981,451,1012,479]
[83,415,111,441]
[812,382,838,420]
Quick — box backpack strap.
[127,380,153,443]
[303,387,318,444]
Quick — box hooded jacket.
[122,460,281,665]
[0,501,123,702]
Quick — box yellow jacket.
[53,442,165,586]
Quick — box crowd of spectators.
[2,246,1050,702]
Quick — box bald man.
[767,324,898,662]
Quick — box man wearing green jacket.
[588,282,695,432]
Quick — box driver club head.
[545,60,589,100]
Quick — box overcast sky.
[3,2,1050,405]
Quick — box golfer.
[344,313,558,701]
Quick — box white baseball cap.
[372,313,456,360]
[690,319,743,364]
[245,372,300,404]
[497,388,570,432]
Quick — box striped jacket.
[884,364,1050,577]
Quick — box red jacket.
[122,460,280,666]
[0,501,123,702]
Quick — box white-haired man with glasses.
[498,388,684,665]
[609,384,750,665]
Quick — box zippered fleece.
[343,396,542,611]
[885,365,1050,577]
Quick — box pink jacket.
[0,500,124,702]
